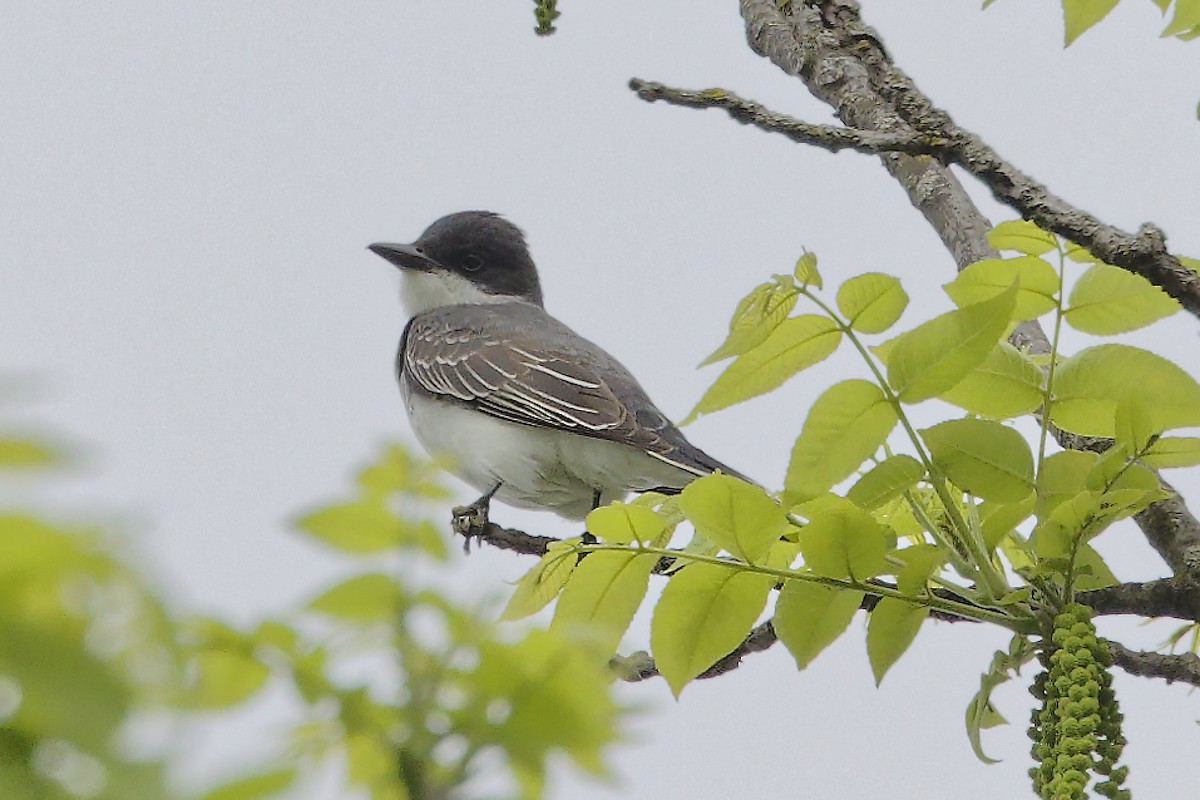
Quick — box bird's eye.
[462,254,484,272]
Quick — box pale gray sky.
[3,2,1199,798]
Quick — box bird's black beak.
[367,242,441,271]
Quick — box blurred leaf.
[198,768,297,800]
[679,474,789,563]
[888,284,1016,403]
[785,380,898,504]
[650,564,773,696]
[307,573,403,623]
[836,273,908,333]
[866,598,928,685]
[0,621,129,751]
[182,649,269,709]
[295,501,403,553]
[684,315,841,423]
[0,438,59,469]
[774,581,863,669]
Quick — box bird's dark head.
[369,211,544,313]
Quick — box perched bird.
[369,211,746,532]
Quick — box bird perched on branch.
[369,211,746,536]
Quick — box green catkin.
[1028,604,1130,800]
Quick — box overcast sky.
[3,2,1199,798]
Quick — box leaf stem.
[580,542,1031,631]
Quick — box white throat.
[400,269,519,315]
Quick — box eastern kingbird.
[369,211,747,530]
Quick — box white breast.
[404,388,695,519]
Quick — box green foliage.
[0,415,622,800]
[685,314,841,423]
[784,380,898,503]
[496,220,1192,789]
[774,582,864,669]
[679,473,790,563]
[921,418,1035,502]
[187,444,625,800]
[0,429,179,799]
[886,283,1016,402]
[649,564,774,696]
[866,599,929,685]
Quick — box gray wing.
[399,303,743,480]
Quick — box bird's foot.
[451,483,501,553]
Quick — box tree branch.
[731,0,1200,576]
[1107,640,1200,688]
[628,79,952,157]
[1081,577,1200,622]
[738,0,1200,317]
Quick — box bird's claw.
[451,495,493,553]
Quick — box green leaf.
[784,380,899,503]
[894,544,945,595]
[1074,543,1118,590]
[1036,451,1098,519]
[679,474,789,563]
[980,495,1035,551]
[866,598,928,685]
[586,503,665,545]
[1142,437,1200,468]
[198,768,296,800]
[986,220,1058,256]
[1164,0,1200,36]
[800,499,888,580]
[0,438,59,468]
[307,573,403,622]
[1051,344,1200,436]
[943,256,1059,321]
[794,251,823,288]
[836,273,908,333]
[182,649,270,709]
[0,621,129,751]
[501,546,578,621]
[921,418,1034,502]
[550,550,658,656]
[887,283,1017,403]
[294,501,403,553]
[774,581,863,669]
[346,735,391,788]
[1062,0,1120,45]
[1065,263,1180,333]
[700,278,799,366]
[650,564,774,696]
[686,315,842,422]
[938,341,1044,420]
[846,455,926,510]
[1114,392,1161,454]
